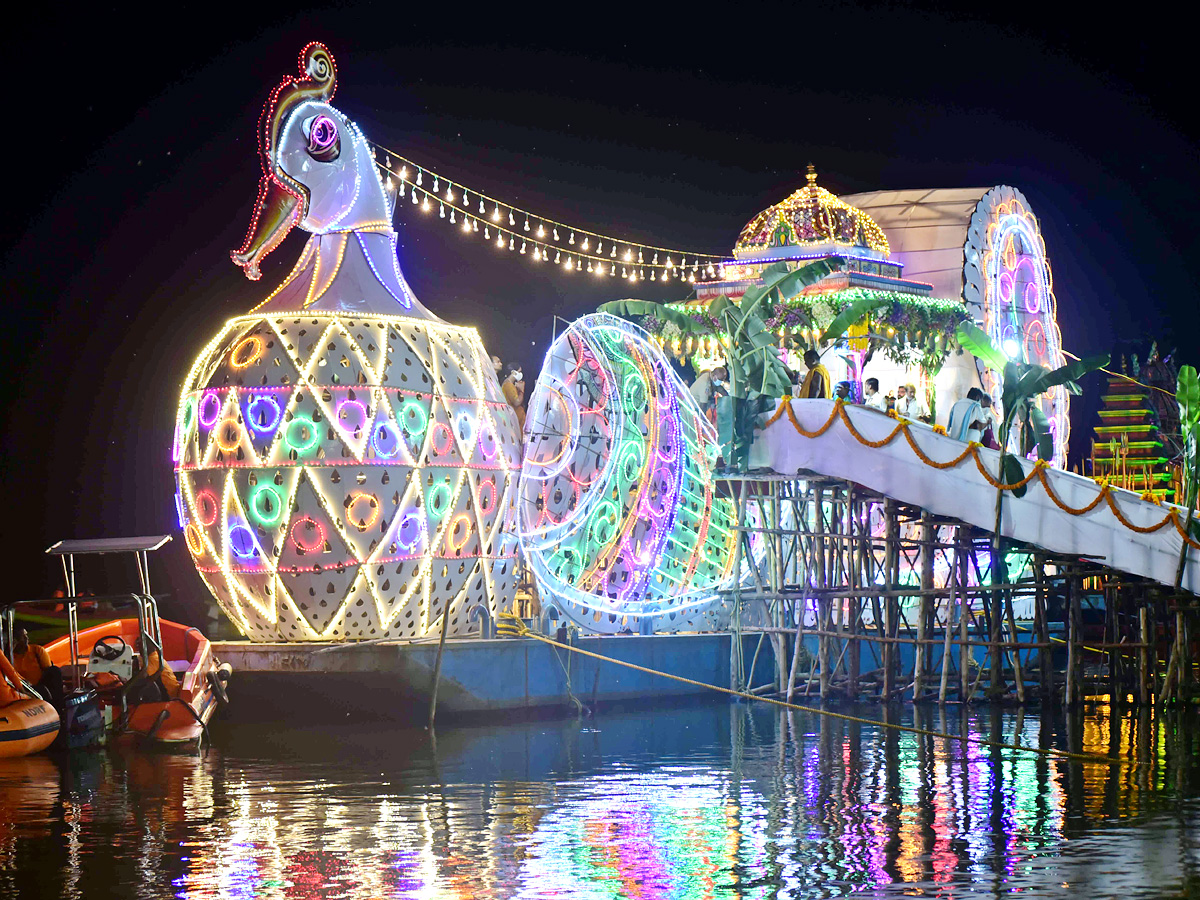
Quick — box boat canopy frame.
[1,536,177,689]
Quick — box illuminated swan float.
[175,44,738,641]
[174,44,522,641]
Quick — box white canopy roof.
[841,188,990,301]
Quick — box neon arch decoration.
[518,313,737,633]
[964,186,1069,467]
[174,44,522,641]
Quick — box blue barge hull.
[212,633,777,721]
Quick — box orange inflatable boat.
[45,617,228,746]
[0,649,60,758]
[0,698,60,758]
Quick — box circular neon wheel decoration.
[371,420,402,458]
[290,516,325,552]
[336,398,368,436]
[285,415,320,453]
[431,422,454,456]
[214,418,242,452]
[517,313,736,632]
[229,523,258,559]
[231,335,265,369]
[476,477,497,512]
[184,523,205,556]
[246,395,282,434]
[347,491,380,530]
[181,397,197,433]
[445,513,473,553]
[400,399,428,436]
[477,424,498,462]
[250,484,284,527]
[195,490,219,526]
[395,510,424,551]
[964,186,1069,467]
[198,391,222,429]
[426,481,452,520]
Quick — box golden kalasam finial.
[806,164,817,186]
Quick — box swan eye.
[305,115,340,162]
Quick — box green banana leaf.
[955,322,1008,373]
[1027,404,1054,461]
[819,294,889,344]
[1001,454,1029,499]
[1178,365,1200,431]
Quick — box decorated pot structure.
[174,44,521,641]
[517,313,737,633]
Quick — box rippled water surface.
[4,702,1200,898]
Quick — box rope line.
[763,399,1200,551]
[495,613,1138,768]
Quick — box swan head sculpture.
[231,42,388,280]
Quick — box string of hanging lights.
[369,142,726,283]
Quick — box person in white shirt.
[863,378,889,412]
[947,388,989,443]
[689,366,727,412]
[896,383,928,421]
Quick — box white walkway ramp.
[750,399,1200,595]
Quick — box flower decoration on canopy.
[735,167,890,257]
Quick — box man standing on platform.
[799,350,831,399]
[947,387,989,443]
[689,366,727,415]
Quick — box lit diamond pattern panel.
[518,313,737,634]
[175,313,521,641]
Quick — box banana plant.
[601,259,842,470]
[955,322,1106,694]
[956,322,1107,498]
[1174,365,1200,588]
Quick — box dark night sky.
[1,6,1194,608]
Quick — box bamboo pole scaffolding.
[716,471,1194,706]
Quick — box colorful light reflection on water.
[2,703,1199,899]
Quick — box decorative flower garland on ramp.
[762,398,1200,550]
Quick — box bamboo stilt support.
[1035,554,1052,700]
[1066,576,1080,708]
[914,510,933,701]
[883,500,897,701]
[1004,584,1026,703]
[960,532,971,701]
[1139,605,1151,707]
[939,527,960,704]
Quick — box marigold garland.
[761,399,1200,551]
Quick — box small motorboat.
[0,696,60,758]
[17,535,232,748]
[44,615,229,745]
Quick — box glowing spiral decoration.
[964,186,1069,466]
[518,314,737,631]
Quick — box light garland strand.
[369,142,726,282]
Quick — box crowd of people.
[685,352,1000,448]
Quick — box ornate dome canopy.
[735,166,890,259]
